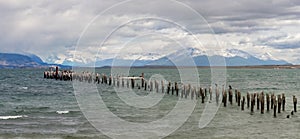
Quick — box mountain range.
[0,53,69,69]
[87,48,291,67]
[0,48,291,68]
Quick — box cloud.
[0,0,300,64]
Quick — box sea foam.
[56,111,69,114]
[0,115,27,120]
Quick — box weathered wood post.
[293,95,297,112]
[278,95,281,113]
[187,84,191,96]
[209,86,212,101]
[141,73,144,88]
[251,94,254,114]
[247,92,250,108]
[238,91,241,106]
[171,85,174,95]
[266,93,270,112]
[257,93,260,110]
[223,91,227,107]
[161,80,164,93]
[261,92,264,114]
[122,77,124,87]
[109,75,112,86]
[155,80,159,93]
[201,88,205,103]
[185,85,188,99]
[55,66,58,80]
[144,80,147,90]
[191,87,195,100]
[235,89,238,103]
[167,82,171,94]
[131,76,135,89]
[150,81,153,91]
[181,85,184,98]
[271,93,274,109]
[274,99,277,118]
[117,76,120,87]
[229,89,233,105]
[253,93,256,106]
[242,96,245,111]
[282,93,285,111]
[175,82,179,96]
[216,85,219,105]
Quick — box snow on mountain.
[119,52,163,60]
[222,49,252,59]
[44,47,290,67]
[259,52,278,61]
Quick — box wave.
[0,115,27,120]
[56,111,69,114]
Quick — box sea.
[0,68,300,139]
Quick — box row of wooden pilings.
[44,68,298,118]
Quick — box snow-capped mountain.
[222,49,252,59]
[259,52,278,61]
[117,52,163,61]
[46,47,291,67]
[146,48,290,66]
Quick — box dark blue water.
[0,68,300,138]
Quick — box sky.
[1,0,300,64]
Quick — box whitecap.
[0,115,27,120]
[56,111,69,114]
[21,87,28,90]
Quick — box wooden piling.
[201,88,205,103]
[185,85,188,99]
[247,92,250,108]
[216,85,219,105]
[278,95,281,113]
[209,86,212,101]
[157,80,159,93]
[229,89,233,105]
[242,96,245,111]
[251,94,254,114]
[191,87,194,100]
[238,91,241,107]
[131,77,135,89]
[150,81,153,91]
[274,99,277,118]
[266,93,270,111]
[261,92,264,114]
[161,80,164,93]
[223,90,227,107]
[175,82,179,96]
[141,73,144,88]
[271,93,274,109]
[235,89,238,103]
[171,85,174,95]
[167,82,171,94]
[257,93,260,110]
[293,95,297,112]
[282,93,285,111]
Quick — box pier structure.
[44,67,298,119]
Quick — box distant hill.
[0,53,70,69]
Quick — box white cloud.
[0,0,300,64]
